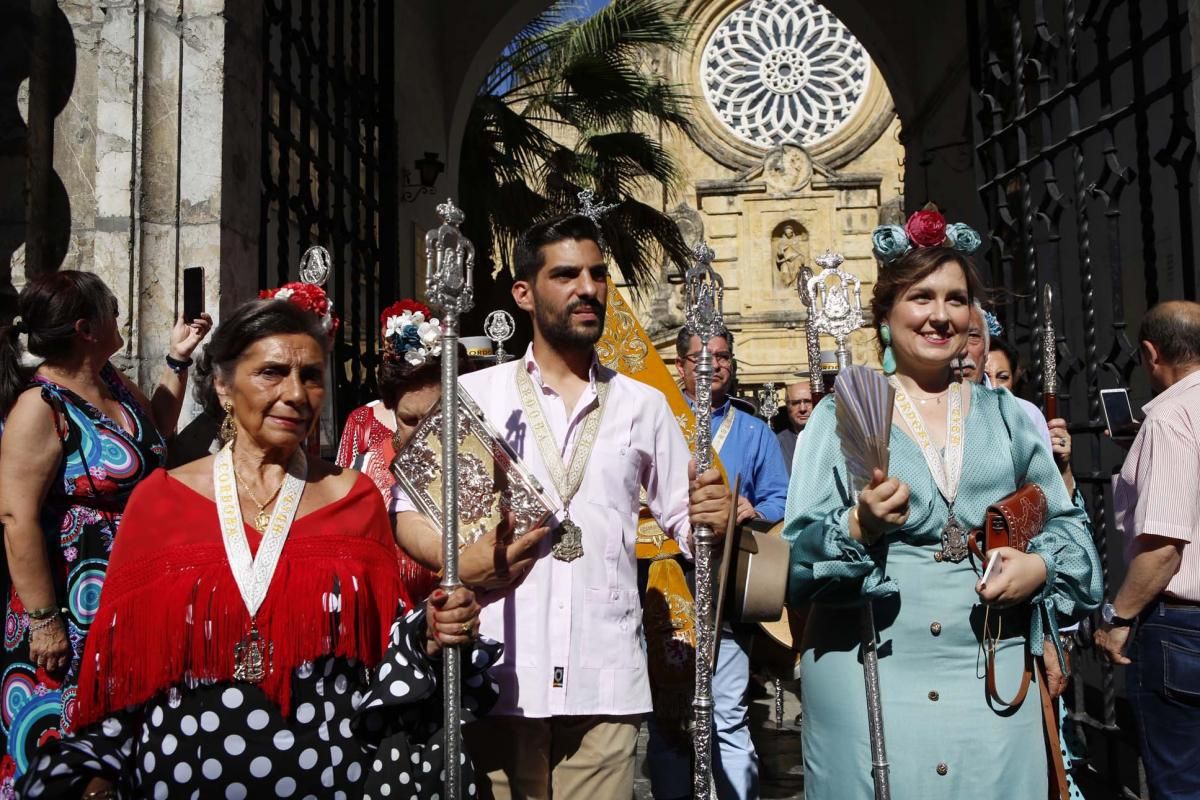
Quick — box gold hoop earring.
[219,402,237,446]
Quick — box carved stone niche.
[771,220,809,289]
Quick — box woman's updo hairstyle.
[1,270,118,417]
[869,246,988,355]
[377,346,476,410]
[193,299,330,418]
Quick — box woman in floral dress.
[0,271,210,792]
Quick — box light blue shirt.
[701,396,790,523]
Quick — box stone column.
[81,0,259,420]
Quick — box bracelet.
[27,605,59,620]
[165,353,193,374]
[28,615,62,633]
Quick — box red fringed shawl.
[76,469,411,728]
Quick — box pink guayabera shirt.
[1114,369,1200,602]
[392,346,694,717]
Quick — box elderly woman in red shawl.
[19,290,500,800]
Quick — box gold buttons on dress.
[930,622,942,636]
[928,690,940,701]
[936,763,949,776]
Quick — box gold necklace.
[915,390,949,405]
[233,468,284,533]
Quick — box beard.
[534,296,606,350]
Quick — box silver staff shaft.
[684,241,723,800]
[692,342,717,800]
[798,266,823,400]
[439,309,463,800]
[860,604,891,800]
[426,199,475,800]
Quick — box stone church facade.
[626,0,904,394]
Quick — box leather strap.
[1037,659,1070,799]
[986,640,1033,708]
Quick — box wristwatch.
[1102,602,1135,628]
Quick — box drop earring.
[219,402,237,446]
[880,324,896,375]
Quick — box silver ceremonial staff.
[424,199,475,800]
[1041,285,1059,421]
[684,241,724,800]
[807,250,890,800]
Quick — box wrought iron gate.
[260,0,398,430]
[969,1,1199,796]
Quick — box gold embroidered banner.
[596,280,728,480]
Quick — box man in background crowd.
[1096,300,1200,800]
[775,382,813,475]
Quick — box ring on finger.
[460,621,474,636]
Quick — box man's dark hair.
[675,325,735,359]
[1139,301,1200,365]
[512,214,603,283]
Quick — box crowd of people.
[0,205,1195,800]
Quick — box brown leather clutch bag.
[982,482,1048,554]
[970,482,1049,711]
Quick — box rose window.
[701,0,870,150]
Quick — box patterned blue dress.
[784,382,1102,800]
[0,364,165,791]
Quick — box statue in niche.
[772,222,809,287]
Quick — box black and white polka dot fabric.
[18,606,502,799]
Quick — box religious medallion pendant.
[253,509,270,533]
[936,514,971,563]
[552,516,584,562]
[233,621,273,684]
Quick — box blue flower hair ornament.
[871,208,983,264]
[983,309,1003,338]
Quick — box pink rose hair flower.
[903,209,948,248]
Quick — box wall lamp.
[400,152,445,202]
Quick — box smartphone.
[183,267,205,322]
[1101,388,1138,441]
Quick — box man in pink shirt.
[390,214,731,799]
[1096,300,1200,800]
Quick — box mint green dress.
[784,383,1101,800]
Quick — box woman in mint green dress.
[783,241,1102,799]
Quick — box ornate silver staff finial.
[426,199,475,317]
[806,249,862,371]
[576,189,618,254]
[423,198,474,800]
[756,382,779,420]
[684,242,724,340]
[576,189,617,226]
[683,238,724,800]
[484,309,516,364]
[299,245,331,287]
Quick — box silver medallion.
[552,517,584,562]
[233,622,273,684]
[938,514,971,563]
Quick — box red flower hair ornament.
[259,282,340,337]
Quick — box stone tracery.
[701,0,869,151]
